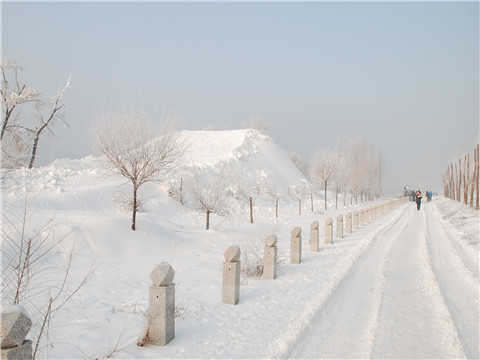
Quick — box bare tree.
[1,184,94,359]
[1,59,70,171]
[28,76,70,169]
[188,166,229,230]
[309,149,338,211]
[464,155,468,205]
[469,155,475,206]
[344,137,383,202]
[263,182,282,218]
[1,60,41,172]
[1,60,41,141]
[476,144,479,210]
[93,105,187,230]
[289,181,308,215]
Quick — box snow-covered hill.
[180,129,305,190]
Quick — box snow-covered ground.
[2,130,478,359]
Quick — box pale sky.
[2,1,479,196]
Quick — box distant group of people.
[415,190,434,210]
[426,191,433,202]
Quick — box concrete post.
[263,235,277,280]
[222,246,241,305]
[290,227,302,264]
[336,214,343,238]
[345,212,352,233]
[353,210,359,230]
[325,217,333,244]
[359,209,364,226]
[310,221,319,252]
[1,309,33,360]
[148,263,175,346]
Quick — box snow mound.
[180,129,305,190]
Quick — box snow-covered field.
[2,130,478,359]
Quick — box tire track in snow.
[286,204,411,359]
[425,204,479,359]
[429,202,478,280]
[370,207,466,359]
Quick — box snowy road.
[288,202,479,359]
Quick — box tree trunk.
[132,186,137,230]
[465,155,469,205]
[28,104,60,169]
[455,162,458,201]
[458,158,462,202]
[28,135,40,169]
[311,193,313,212]
[471,151,476,207]
[298,199,301,216]
[476,144,479,210]
[450,164,455,200]
[206,209,210,230]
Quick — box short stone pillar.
[325,217,333,244]
[148,263,175,346]
[353,211,359,230]
[290,227,302,264]
[1,309,33,360]
[263,235,277,280]
[310,221,319,252]
[222,246,241,305]
[345,212,352,233]
[336,215,343,238]
[365,208,371,223]
[359,209,364,226]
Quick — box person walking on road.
[416,190,422,211]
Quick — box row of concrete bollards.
[2,200,408,354]
[143,198,408,347]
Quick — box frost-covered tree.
[343,137,383,202]
[93,105,186,230]
[1,59,70,172]
[231,180,260,224]
[242,116,269,135]
[1,60,41,141]
[289,181,308,215]
[1,60,41,171]
[309,149,338,211]
[28,76,70,169]
[188,166,229,230]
